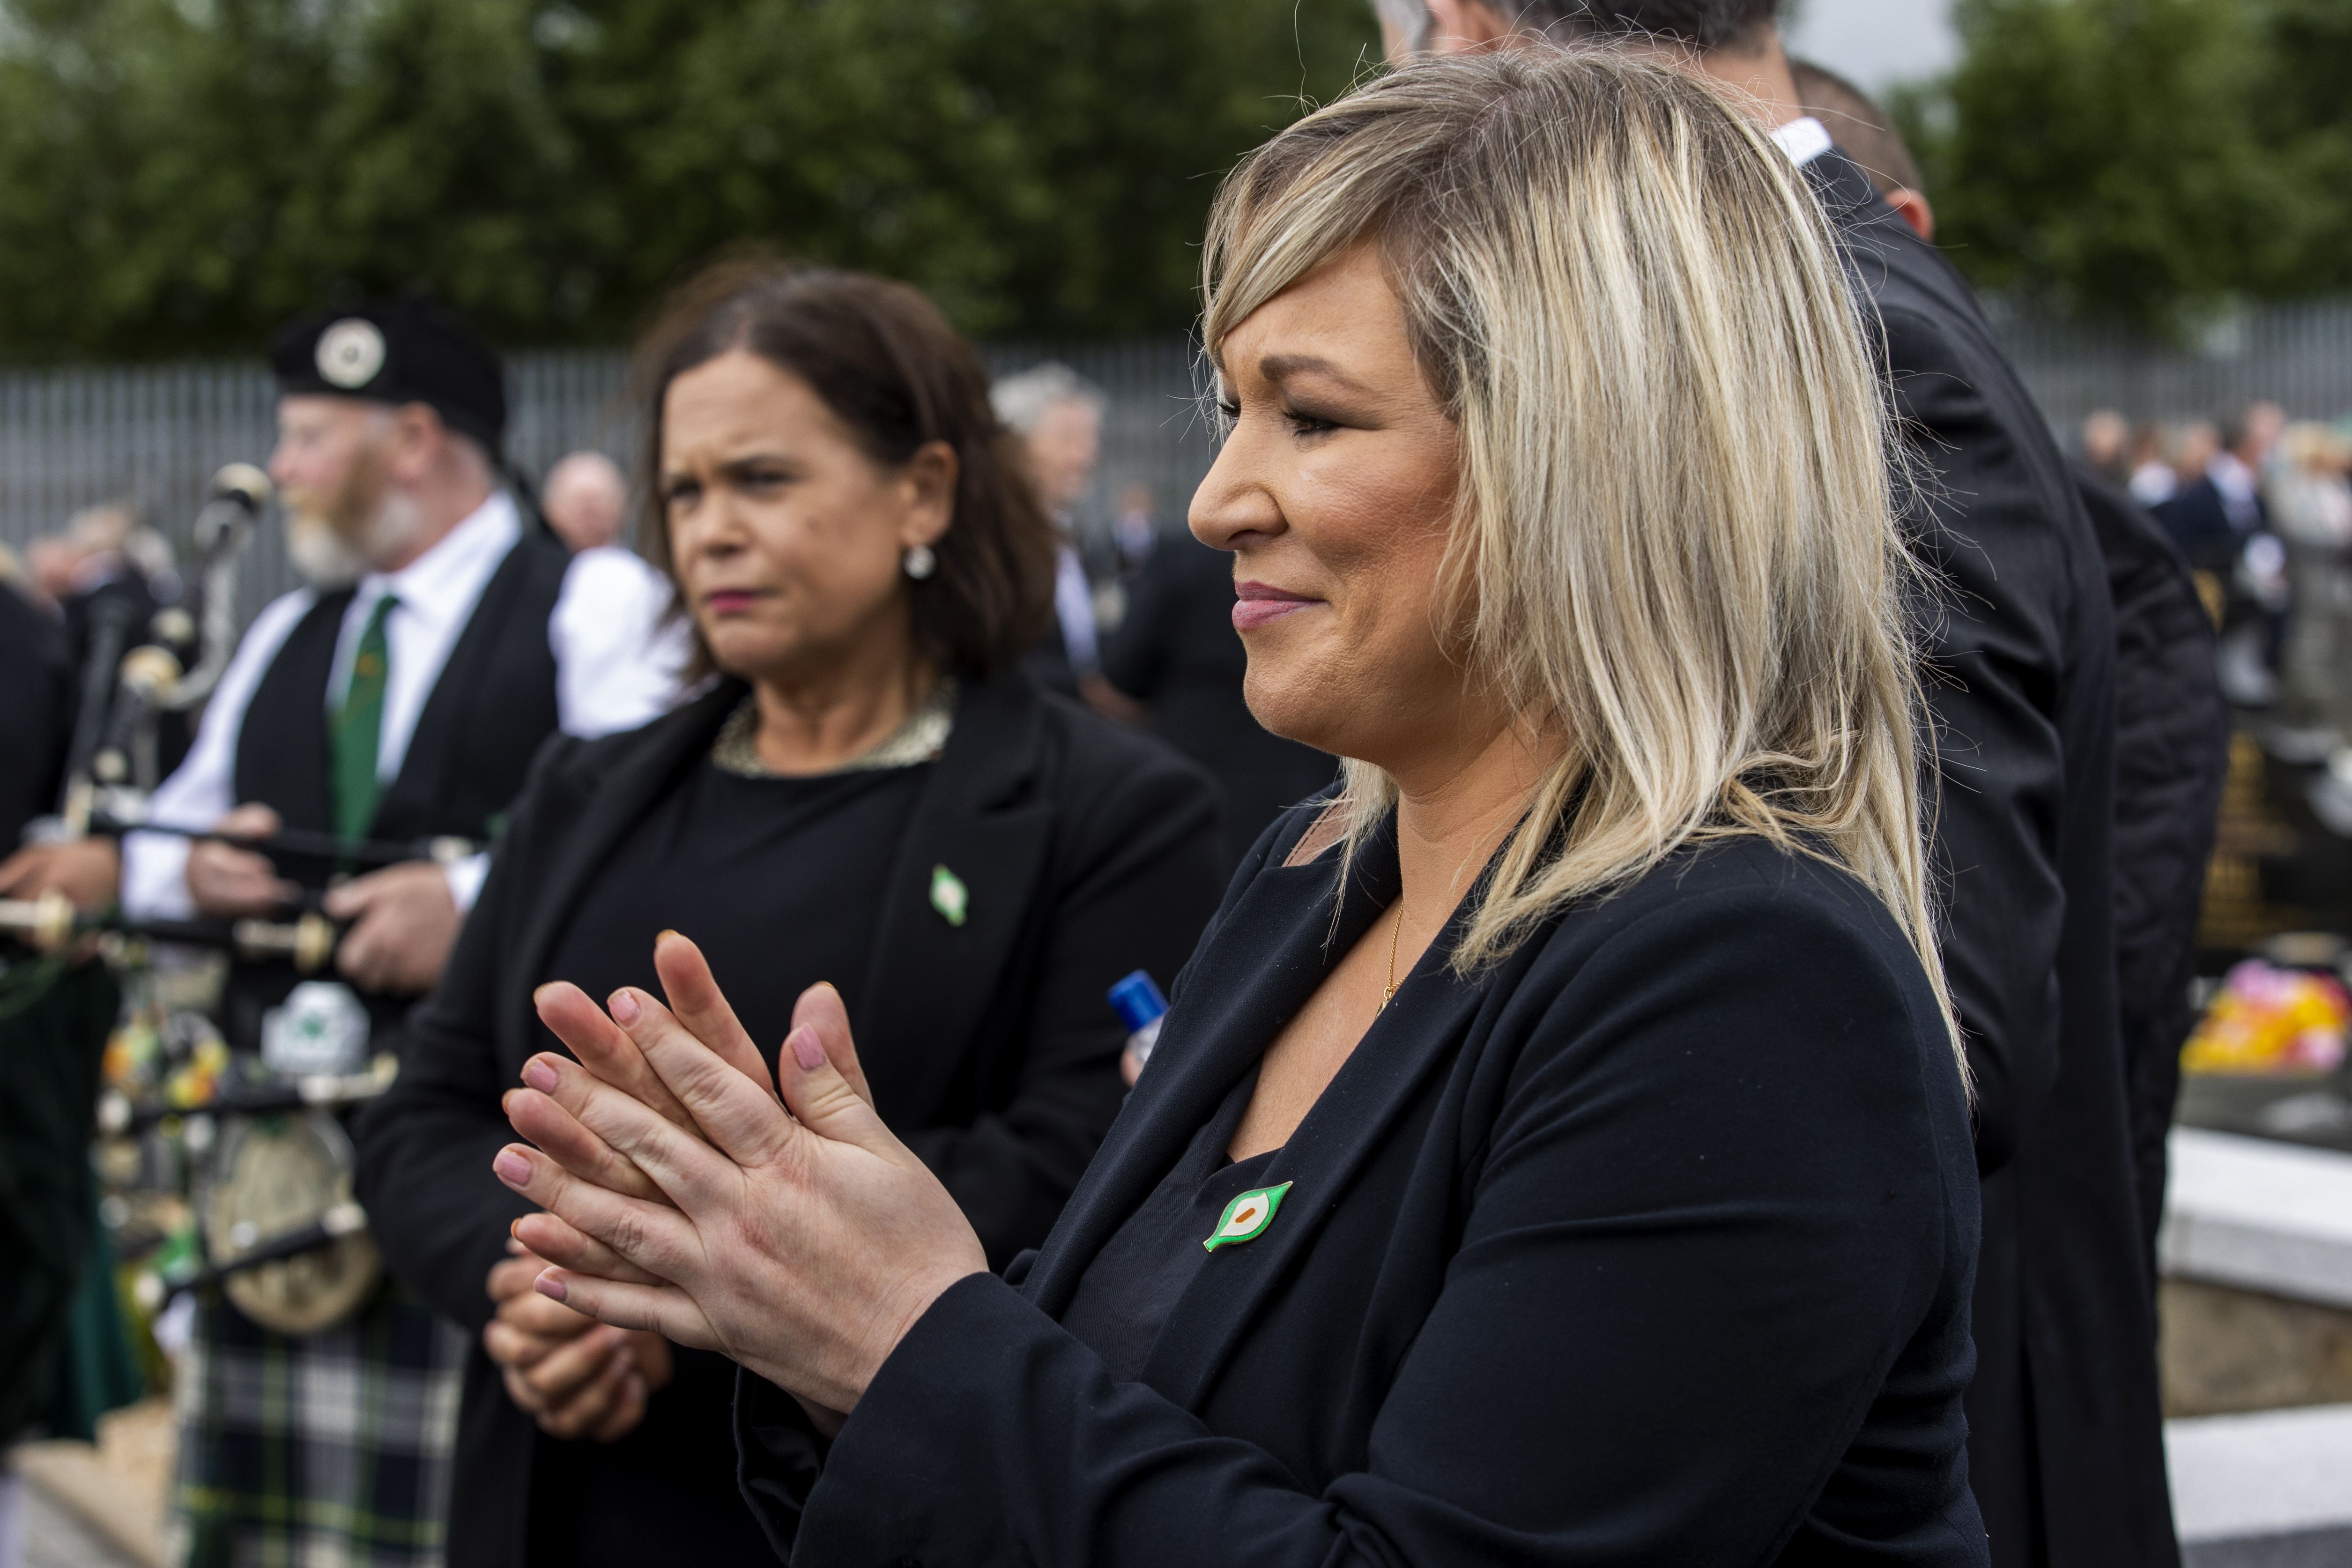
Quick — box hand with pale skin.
[186,803,299,917]
[495,932,985,1431]
[325,860,461,994]
[0,837,121,911]
[483,1241,671,1442]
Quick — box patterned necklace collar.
[711,676,957,779]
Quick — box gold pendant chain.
[1381,901,1407,1011]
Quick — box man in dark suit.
[1380,5,2175,1566]
[1789,51,2233,1289]
[2156,409,2277,572]
[2157,409,2287,706]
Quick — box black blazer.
[2077,467,2228,1275]
[738,810,1985,1567]
[1809,149,2175,1568]
[353,669,1225,1568]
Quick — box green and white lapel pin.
[929,864,970,927]
[1204,1182,1293,1252]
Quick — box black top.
[1102,536,1337,869]
[739,809,1986,1567]
[1807,149,2173,1568]
[525,758,926,1568]
[354,670,1225,1568]
[1058,1070,1275,1383]
[536,758,923,1058]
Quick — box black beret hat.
[268,298,507,452]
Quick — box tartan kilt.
[171,1281,467,1568]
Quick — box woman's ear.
[899,440,960,550]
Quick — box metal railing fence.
[0,340,1217,628]
[10,305,2352,625]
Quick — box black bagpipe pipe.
[0,888,343,973]
[88,815,486,873]
[149,1200,370,1306]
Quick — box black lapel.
[1019,816,1403,1319]
[847,671,1057,1127]
[494,682,740,1064]
[1137,897,1488,1410]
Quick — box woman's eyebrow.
[1257,353,1368,393]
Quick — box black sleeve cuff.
[733,1367,831,1562]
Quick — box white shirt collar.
[356,491,520,630]
[1770,116,1834,169]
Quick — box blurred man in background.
[1383,5,2178,1565]
[2161,407,2288,706]
[1788,57,1937,241]
[2082,409,2133,488]
[2159,406,2278,571]
[113,299,685,1568]
[993,362,1108,700]
[541,449,629,553]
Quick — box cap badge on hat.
[316,319,387,390]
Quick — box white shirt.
[1053,542,1099,675]
[2208,451,2264,533]
[122,493,689,919]
[1770,115,1834,170]
[2129,461,2181,508]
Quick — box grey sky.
[1781,0,1959,92]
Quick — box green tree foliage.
[1899,0,2352,332]
[0,0,1377,357]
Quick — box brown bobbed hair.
[631,257,1057,677]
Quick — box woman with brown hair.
[353,261,1224,1567]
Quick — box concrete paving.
[2170,1403,2352,1566]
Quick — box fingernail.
[789,1026,825,1072]
[494,1150,532,1186]
[610,989,641,1025]
[656,929,680,944]
[500,1089,516,1113]
[522,1057,558,1092]
[535,1273,567,1302]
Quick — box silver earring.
[903,543,937,580]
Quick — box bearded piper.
[118,299,686,1568]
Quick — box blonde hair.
[1202,49,1955,1050]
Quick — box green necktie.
[331,593,397,842]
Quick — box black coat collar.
[497,669,1057,1126]
[1019,810,1491,1409]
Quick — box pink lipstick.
[1232,580,1321,632]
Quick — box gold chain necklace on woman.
[1381,902,1407,1011]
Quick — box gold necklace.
[1381,902,1407,1011]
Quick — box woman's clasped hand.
[497,930,987,1423]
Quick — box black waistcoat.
[221,528,570,1048]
